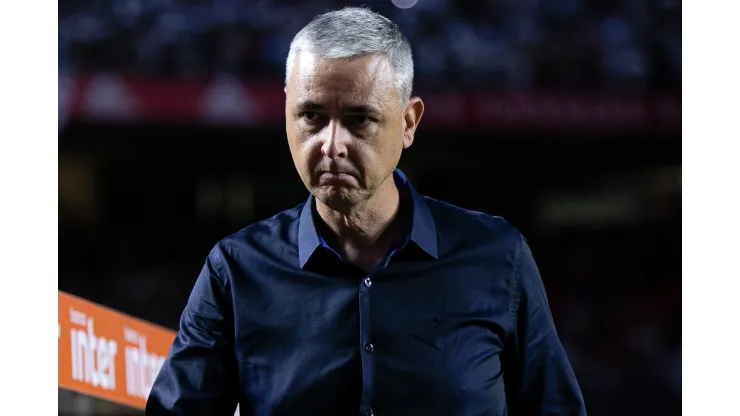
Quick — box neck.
[315,175,403,270]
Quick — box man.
[146,7,586,416]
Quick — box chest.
[231,259,512,411]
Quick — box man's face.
[285,51,415,211]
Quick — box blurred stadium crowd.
[58,0,681,90]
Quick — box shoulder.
[423,196,522,239]
[209,203,304,261]
[422,196,524,255]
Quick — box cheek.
[287,124,312,153]
[377,125,404,155]
[378,131,405,172]
[287,133,311,169]
[358,134,399,172]
[294,135,326,171]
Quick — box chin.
[313,186,360,212]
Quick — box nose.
[320,121,349,160]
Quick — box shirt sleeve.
[146,247,240,416]
[504,235,587,416]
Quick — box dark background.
[58,0,681,415]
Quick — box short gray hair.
[285,7,414,107]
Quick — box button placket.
[358,274,375,413]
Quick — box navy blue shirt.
[146,170,586,416]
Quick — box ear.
[402,97,424,149]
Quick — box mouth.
[319,171,355,182]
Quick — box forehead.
[288,51,397,105]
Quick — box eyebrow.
[294,101,383,116]
[294,101,324,114]
[344,105,382,116]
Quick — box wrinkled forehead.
[287,51,397,106]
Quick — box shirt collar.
[298,169,438,269]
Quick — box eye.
[302,111,321,123]
[347,114,371,128]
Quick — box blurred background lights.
[392,0,419,10]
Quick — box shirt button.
[365,410,374,416]
[364,342,374,353]
[363,277,372,287]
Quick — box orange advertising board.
[58,291,176,410]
